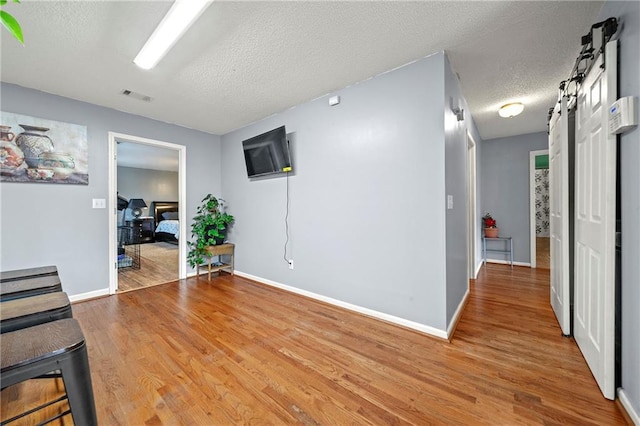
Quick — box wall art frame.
[0,111,88,185]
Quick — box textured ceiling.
[0,1,603,140]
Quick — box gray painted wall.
[480,132,548,264]
[117,166,179,216]
[0,83,220,297]
[222,53,453,330]
[599,0,640,416]
[443,55,483,324]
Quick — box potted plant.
[187,194,234,268]
[483,213,499,238]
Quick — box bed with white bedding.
[155,219,179,240]
[151,201,179,245]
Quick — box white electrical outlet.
[288,259,294,270]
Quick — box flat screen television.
[242,126,292,178]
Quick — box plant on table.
[483,213,497,228]
[482,213,499,238]
[187,194,234,268]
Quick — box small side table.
[197,243,235,280]
[483,236,513,268]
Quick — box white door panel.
[549,96,570,335]
[573,40,617,400]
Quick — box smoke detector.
[121,89,153,103]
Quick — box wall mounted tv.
[242,126,292,178]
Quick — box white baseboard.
[235,271,448,340]
[69,288,110,302]
[484,259,531,267]
[474,262,482,278]
[618,388,640,425]
[446,288,470,339]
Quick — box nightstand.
[127,217,155,244]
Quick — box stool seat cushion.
[0,266,58,282]
[0,292,72,334]
[1,318,85,373]
[1,292,70,322]
[0,275,62,301]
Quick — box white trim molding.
[235,271,449,340]
[69,288,110,303]
[484,259,532,268]
[618,389,640,425]
[474,261,483,278]
[467,131,478,281]
[446,288,470,339]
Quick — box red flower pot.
[484,227,499,238]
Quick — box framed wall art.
[0,111,88,185]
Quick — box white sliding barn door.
[549,96,570,336]
[574,40,617,400]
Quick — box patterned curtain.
[535,169,550,237]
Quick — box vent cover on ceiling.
[121,89,152,102]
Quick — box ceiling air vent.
[120,89,152,103]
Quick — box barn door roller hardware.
[550,16,618,123]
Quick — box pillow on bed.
[162,211,179,220]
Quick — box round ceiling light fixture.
[498,102,525,118]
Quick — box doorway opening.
[108,132,187,294]
[529,149,549,269]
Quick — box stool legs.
[1,342,97,425]
[59,343,97,426]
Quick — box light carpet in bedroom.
[141,242,179,269]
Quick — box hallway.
[457,264,624,423]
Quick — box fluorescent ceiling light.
[134,0,211,70]
[498,102,525,118]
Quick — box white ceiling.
[0,1,603,141]
[117,140,179,172]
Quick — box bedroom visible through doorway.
[108,132,187,294]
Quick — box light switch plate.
[447,195,454,210]
[92,198,106,209]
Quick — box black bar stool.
[1,292,72,333]
[1,318,97,425]
[0,265,58,282]
[0,275,62,301]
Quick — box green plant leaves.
[187,194,235,268]
[0,9,23,44]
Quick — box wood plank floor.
[536,237,551,269]
[1,264,626,424]
[117,242,179,292]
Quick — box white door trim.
[467,132,478,279]
[108,132,187,294]
[529,149,549,268]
